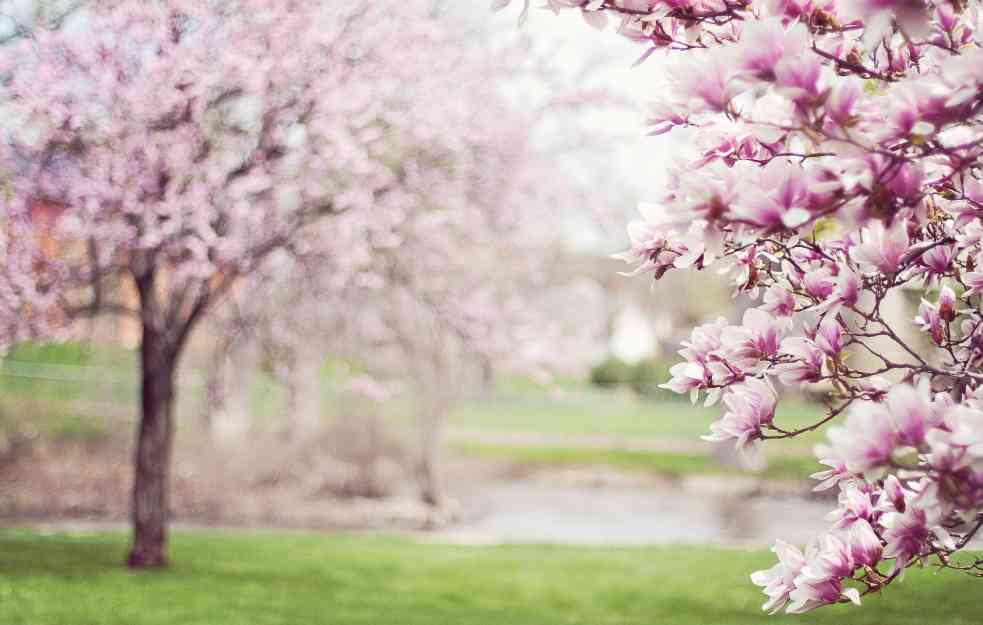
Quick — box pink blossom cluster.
[498,0,983,612]
[753,381,983,612]
[0,0,534,351]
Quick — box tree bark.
[418,408,444,507]
[127,325,177,569]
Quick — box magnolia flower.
[751,540,807,614]
[814,317,843,356]
[851,220,910,275]
[786,536,861,613]
[845,518,883,567]
[878,475,908,513]
[738,18,810,81]
[810,450,848,491]
[937,285,957,321]
[662,361,708,395]
[703,377,778,449]
[882,502,954,577]
[774,337,824,385]
[679,318,728,364]
[666,51,743,113]
[803,268,835,300]
[825,77,862,126]
[762,284,796,316]
[826,401,896,475]
[915,299,944,344]
[613,218,676,278]
[885,382,929,447]
[721,308,784,368]
[918,245,956,281]
[965,270,983,298]
[948,404,983,456]
[825,482,875,529]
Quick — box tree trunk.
[418,409,444,507]
[127,326,177,569]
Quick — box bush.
[589,357,633,389]
[629,359,669,398]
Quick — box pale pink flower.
[814,317,843,357]
[721,308,784,368]
[734,160,812,230]
[918,245,955,281]
[738,18,810,81]
[803,268,835,300]
[661,361,708,395]
[786,536,861,613]
[851,220,910,275]
[826,401,896,475]
[762,284,796,316]
[667,51,743,113]
[844,518,883,567]
[882,503,954,577]
[810,450,848,491]
[937,285,957,321]
[877,475,908,513]
[884,382,930,447]
[774,337,824,385]
[965,270,983,298]
[751,539,806,614]
[703,377,778,449]
[915,299,944,344]
[826,482,876,529]
[825,77,862,126]
[948,404,983,456]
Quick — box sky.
[477,4,678,255]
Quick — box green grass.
[0,530,979,625]
[449,390,824,441]
[452,442,821,481]
[0,340,828,480]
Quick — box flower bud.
[938,285,956,322]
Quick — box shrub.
[588,357,633,389]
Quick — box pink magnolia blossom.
[477,0,983,613]
[851,220,910,275]
[774,337,824,385]
[937,285,957,321]
[751,540,807,614]
[762,285,797,316]
[826,401,896,475]
[703,377,778,449]
[882,502,954,577]
[814,317,843,356]
[915,299,945,344]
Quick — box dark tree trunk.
[127,326,177,569]
[418,410,443,507]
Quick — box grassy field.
[449,389,825,443]
[0,530,979,625]
[451,442,821,481]
[1,342,827,480]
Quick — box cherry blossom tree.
[199,31,565,505]
[497,0,983,614]
[0,0,498,568]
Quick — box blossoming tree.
[498,0,983,614]
[0,0,492,567]
[200,48,551,505]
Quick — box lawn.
[1,342,829,481]
[0,530,979,625]
[448,388,826,444]
[451,442,822,481]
